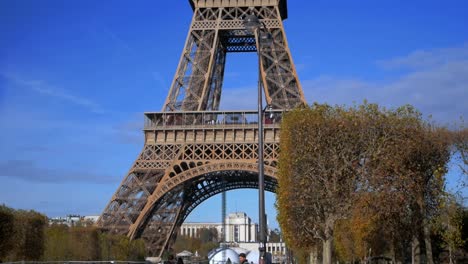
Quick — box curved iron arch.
[136,161,278,255]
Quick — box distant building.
[48,214,100,227]
[83,215,100,223]
[180,212,260,242]
[225,212,258,242]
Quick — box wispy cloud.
[0,160,117,184]
[377,43,468,70]
[219,86,258,110]
[152,71,170,92]
[2,72,105,114]
[100,24,136,54]
[112,113,143,144]
[303,44,468,124]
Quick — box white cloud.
[377,43,468,70]
[302,44,468,125]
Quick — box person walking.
[165,254,176,264]
[239,253,249,264]
[177,257,184,264]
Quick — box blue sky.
[0,0,467,229]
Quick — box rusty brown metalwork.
[98,0,304,257]
[163,0,304,111]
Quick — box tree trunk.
[390,242,397,264]
[322,217,334,264]
[449,246,453,264]
[412,235,420,264]
[309,246,318,264]
[423,218,434,264]
[322,238,333,264]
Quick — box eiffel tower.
[98,0,305,256]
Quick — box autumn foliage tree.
[436,194,465,264]
[452,125,468,182]
[0,205,146,261]
[334,194,389,263]
[365,106,451,264]
[0,205,15,261]
[278,104,370,264]
[277,103,453,264]
[0,206,47,261]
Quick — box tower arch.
[99,0,304,257]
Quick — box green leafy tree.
[199,228,218,243]
[173,234,219,258]
[44,224,71,260]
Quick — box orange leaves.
[277,102,453,261]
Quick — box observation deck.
[188,0,288,20]
[143,110,284,144]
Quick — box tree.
[452,126,468,183]
[8,209,47,261]
[68,226,101,260]
[386,109,449,264]
[0,205,15,261]
[44,224,71,260]
[277,103,452,264]
[268,228,281,243]
[199,228,218,243]
[22,212,47,260]
[172,233,219,258]
[350,105,451,264]
[436,194,465,264]
[334,194,389,263]
[97,232,146,261]
[278,104,370,264]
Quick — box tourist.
[177,257,184,264]
[239,253,249,264]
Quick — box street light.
[243,14,273,264]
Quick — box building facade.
[48,215,100,227]
[180,212,259,242]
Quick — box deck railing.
[144,110,285,130]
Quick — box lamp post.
[243,14,272,264]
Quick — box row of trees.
[277,103,467,264]
[0,205,146,262]
[171,227,282,257]
[0,205,47,261]
[172,228,219,257]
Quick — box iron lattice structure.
[98,0,305,256]
[163,0,305,111]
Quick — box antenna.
[222,190,227,262]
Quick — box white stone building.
[48,214,100,227]
[225,212,258,242]
[180,212,259,242]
